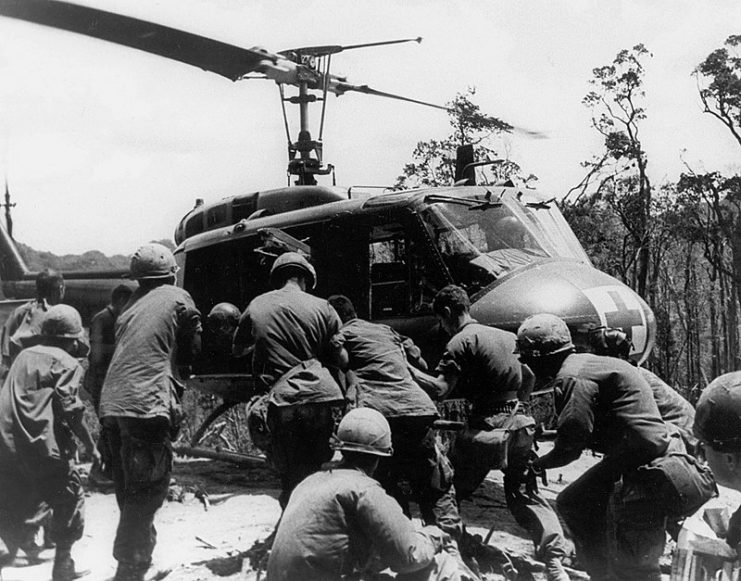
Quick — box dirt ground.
[1,443,671,581]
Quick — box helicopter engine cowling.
[469,259,656,364]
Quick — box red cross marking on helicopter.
[583,286,647,354]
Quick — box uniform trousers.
[557,459,666,581]
[452,408,569,561]
[267,402,340,509]
[0,459,84,566]
[103,416,173,569]
[374,416,462,539]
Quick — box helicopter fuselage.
[176,184,655,392]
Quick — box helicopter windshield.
[420,193,590,295]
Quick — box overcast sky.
[0,0,740,255]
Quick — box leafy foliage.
[395,88,536,189]
[695,35,741,146]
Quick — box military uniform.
[639,367,697,451]
[435,321,568,562]
[234,286,344,508]
[331,318,461,537]
[100,284,201,572]
[1,299,50,369]
[552,354,689,581]
[267,466,467,581]
[0,344,87,566]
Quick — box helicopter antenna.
[2,177,15,239]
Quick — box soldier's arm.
[328,332,349,370]
[533,377,593,470]
[57,363,100,463]
[176,302,202,368]
[355,483,439,574]
[408,365,458,400]
[399,335,428,371]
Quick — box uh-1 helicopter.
[0,0,655,456]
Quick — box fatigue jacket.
[234,286,343,406]
[99,285,201,422]
[552,353,670,471]
[435,321,523,415]
[268,466,438,581]
[331,318,437,418]
[0,344,85,464]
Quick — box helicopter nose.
[469,260,656,363]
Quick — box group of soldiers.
[0,245,737,581]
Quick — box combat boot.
[51,548,89,581]
[544,556,570,581]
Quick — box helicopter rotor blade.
[332,82,450,111]
[0,0,273,81]
[283,37,423,58]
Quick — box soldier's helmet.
[694,372,741,452]
[269,252,316,290]
[130,243,178,280]
[41,305,85,339]
[332,408,393,457]
[207,302,241,333]
[516,313,574,358]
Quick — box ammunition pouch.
[640,452,717,518]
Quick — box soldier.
[1,268,66,371]
[87,284,133,412]
[99,243,202,581]
[408,285,569,581]
[196,302,244,374]
[588,326,697,452]
[519,313,715,581]
[233,252,344,509]
[267,408,476,581]
[0,305,99,581]
[327,294,462,539]
[693,372,741,555]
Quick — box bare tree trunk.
[709,271,720,378]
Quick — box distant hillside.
[15,239,175,272]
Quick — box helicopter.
[0,0,655,453]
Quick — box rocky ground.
[1,443,674,581]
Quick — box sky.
[0,0,740,255]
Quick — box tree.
[395,88,536,189]
[695,35,741,148]
[565,45,654,299]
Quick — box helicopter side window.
[369,225,410,319]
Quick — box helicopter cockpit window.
[420,200,550,295]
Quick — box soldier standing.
[99,243,202,581]
[1,268,66,371]
[0,305,99,581]
[408,286,569,581]
[87,284,133,412]
[327,294,462,539]
[518,313,715,581]
[233,252,344,509]
[267,408,475,581]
